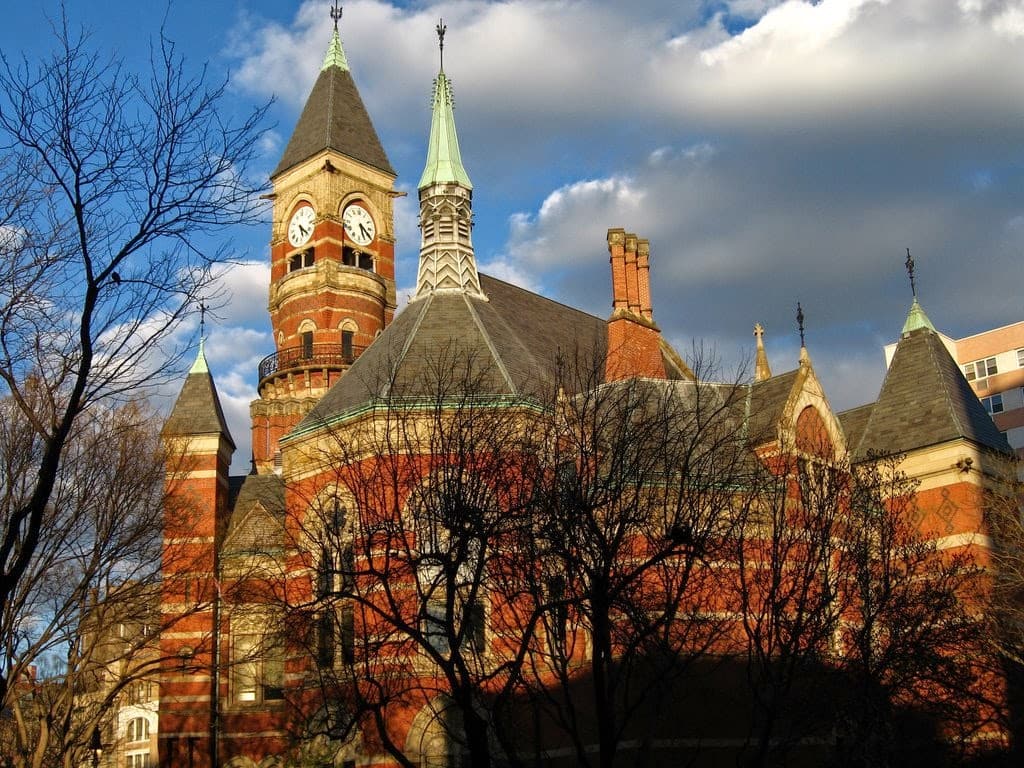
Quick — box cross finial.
[796,302,805,348]
[753,323,765,343]
[331,2,343,32]
[905,247,917,298]
[437,18,447,71]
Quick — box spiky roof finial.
[900,247,936,335]
[905,247,917,298]
[418,20,472,190]
[190,301,209,374]
[322,2,350,71]
[437,18,447,72]
[797,302,805,348]
[754,323,772,381]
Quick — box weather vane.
[199,300,207,340]
[331,2,343,32]
[437,18,447,71]
[905,247,917,298]
[796,302,805,348]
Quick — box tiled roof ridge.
[478,273,603,323]
[462,294,517,394]
[380,294,433,399]
[923,329,967,439]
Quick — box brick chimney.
[605,228,666,382]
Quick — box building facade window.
[1017,348,1024,367]
[288,247,315,272]
[301,330,314,359]
[964,356,997,382]
[125,717,150,743]
[231,632,284,703]
[126,753,152,768]
[341,329,354,362]
[982,393,1004,415]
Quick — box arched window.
[340,320,357,364]
[125,716,150,742]
[298,320,316,360]
[311,488,357,667]
[231,628,284,704]
[406,476,488,657]
[795,405,833,458]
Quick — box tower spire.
[797,302,810,366]
[190,300,209,374]
[414,20,483,300]
[754,323,772,381]
[437,18,446,72]
[322,2,350,71]
[905,247,917,298]
[901,247,936,335]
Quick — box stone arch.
[795,405,834,458]
[338,192,383,225]
[285,192,316,217]
[297,318,317,334]
[404,696,464,768]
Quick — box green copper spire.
[322,28,350,72]
[189,336,209,374]
[902,297,936,335]
[418,21,472,190]
[900,248,935,334]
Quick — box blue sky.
[4,1,1023,472]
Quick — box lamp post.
[90,726,103,768]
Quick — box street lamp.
[90,727,103,768]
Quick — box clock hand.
[359,224,370,240]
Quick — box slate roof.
[854,326,1010,458]
[222,474,285,556]
[837,402,874,453]
[745,369,800,446]
[272,62,394,179]
[293,275,611,433]
[163,368,235,447]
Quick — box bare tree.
[0,11,267,713]
[517,353,759,768]
[0,398,167,768]
[733,452,848,767]
[280,347,544,768]
[834,455,996,768]
[985,463,1024,751]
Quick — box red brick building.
[157,17,1016,768]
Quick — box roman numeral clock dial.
[288,205,316,247]
[343,203,375,247]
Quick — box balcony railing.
[258,342,366,382]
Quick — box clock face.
[343,204,376,247]
[288,206,316,247]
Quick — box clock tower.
[251,14,398,472]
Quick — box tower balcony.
[257,342,366,388]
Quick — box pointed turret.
[163,339,235,446]
[160,337,234,768]
[854,255,1010,458]
[754,323,772,382]
[271,27,394,178]
[796,302,811,367]
[413,20,483,300]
